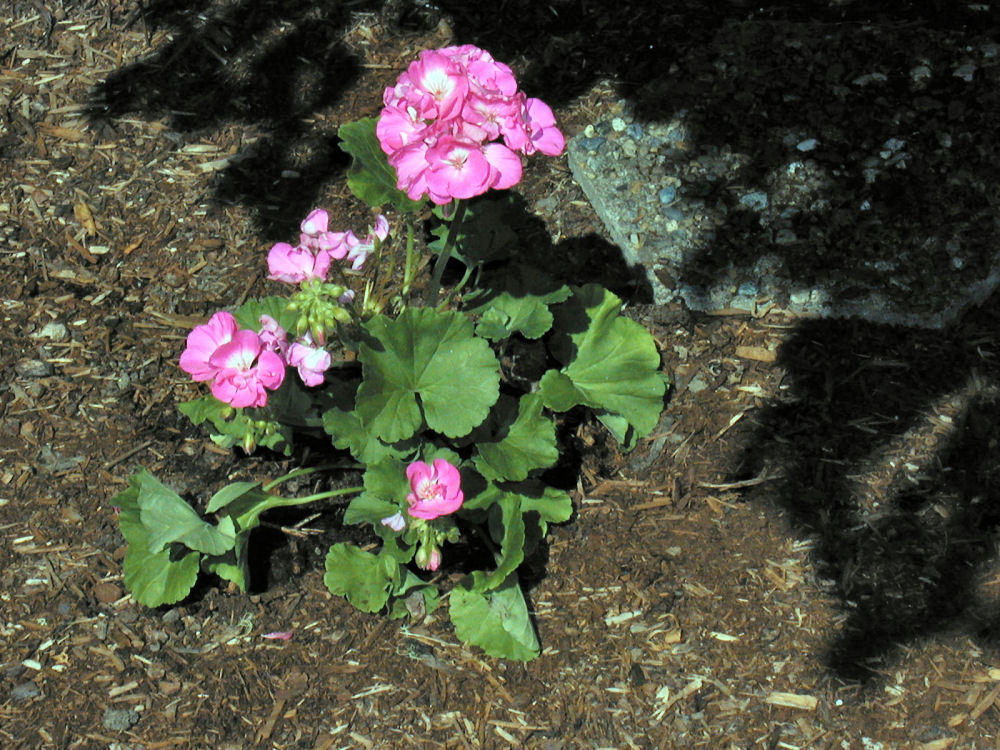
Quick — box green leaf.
[480,494,525,591]
[178,394,229,427]
[338,118,424,212]
[475,394,558,481]
[356,308,500,442]
[133,470,234,556]
[537,369,583,412]
[232,296,297,333]
[344,456,409,526]
[518,485,573,530]
[124,536,201,608]
[202,528,251,592]
[387,567,439,620]
[324,544,397,613]
[322,407,415,464]
[545,285,665,438]
[450,573,539,661]
[466,267,570,341]
[206,482,263,514]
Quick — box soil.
[4,2,1000,748]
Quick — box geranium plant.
[113,45,667,661]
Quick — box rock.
[15,359,53,378]
[31,321,68,341]
[12,682,40,701]
[102,706,140,731]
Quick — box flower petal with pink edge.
[287,339,331,387]
[522,98,565,156]
[300,208,329,236]
[407,50,469,121]
[483,142,523,190]
[179,311,238,381]
[267,242,324,284]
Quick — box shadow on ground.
[734,292,1000,681]
[88,0,386,234]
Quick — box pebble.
[952,62,977,82]
[12,682,40,701]
[739,191,769,212]
[795,138,818,152]
[31,321,68,341]
[611,117,628,132]
[576,136,606,152]
[102,707,140,731]
[626,123,643,139]
[15,358,54,378]
[658,186,676,204]
[775,229,798,245]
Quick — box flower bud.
[415,544,441,571]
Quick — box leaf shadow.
[87,0,384,235]
[734,293,1000,681]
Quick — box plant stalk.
[425,199,467,304]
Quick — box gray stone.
[15,358,53,378]
[12,682,40,701]
[566,92,1000,328]
[102,706,140,731]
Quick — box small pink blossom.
[266,242,331,284]
[208,329,286,408]
[380,512,406,532]
[179,311,239,382]
[406,459,464,520]
[257,315,289,358]
[341,215,389,271]
[287,334,331,387]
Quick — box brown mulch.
[4,2,1000,748]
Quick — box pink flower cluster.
[179,312,331,408]
[377,45,565,205]
[267,209,388,284]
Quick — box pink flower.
[341,215,389,271]
[266,242,332,284]
[179,311,239,381]
[404,50,469,121]
[287,335,331,387]
[257,315,289,359]
[208,329,286,408]
[376,45,563,204]
[405,459,464,520]
[300,209,350,257]
[424,136,492,203]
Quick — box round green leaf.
[356,308,500,442]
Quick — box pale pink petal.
[300,209,329,236]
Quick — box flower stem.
[425,199,467,304]
[262,464,362,493]
[289,486,364,505]
[401,217,416,298]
